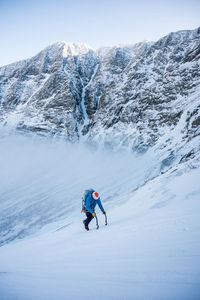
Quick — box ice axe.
[104,212,108,226]
[95,215,99,230]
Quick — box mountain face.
[0,42,98,141]
[0,28,200,160]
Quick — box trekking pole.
[105,213,108,226]
[95,216,99,230]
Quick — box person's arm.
[97,198,105,213]
[85,196,94,214]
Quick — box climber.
[82,190,106,231]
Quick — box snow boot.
[83,220,89,231]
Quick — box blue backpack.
[81,189,94,212]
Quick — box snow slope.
[0,134,200,300]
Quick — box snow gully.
[79,63,99,140]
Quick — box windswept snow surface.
[0,133,200,299]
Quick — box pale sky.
[0,0,199,66]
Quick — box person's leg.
[84,212,93,227]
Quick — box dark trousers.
[84,211,94,226]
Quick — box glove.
[92,212,96,217]
[103,211,106,215]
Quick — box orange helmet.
[92,191,99,200]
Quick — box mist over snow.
[0,132,159,246]
[0,130,200,300]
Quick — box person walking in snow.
[82,190,106,231]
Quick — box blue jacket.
[85,191,105,214]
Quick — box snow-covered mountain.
[0,42,97,141]
[1,28,199,153]
[0,26,200,245]
[0,27,200,299]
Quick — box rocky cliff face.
[0,28,200,160]
[0,42,98,141]
[87,28,200,153]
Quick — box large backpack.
[81,189,94,212]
